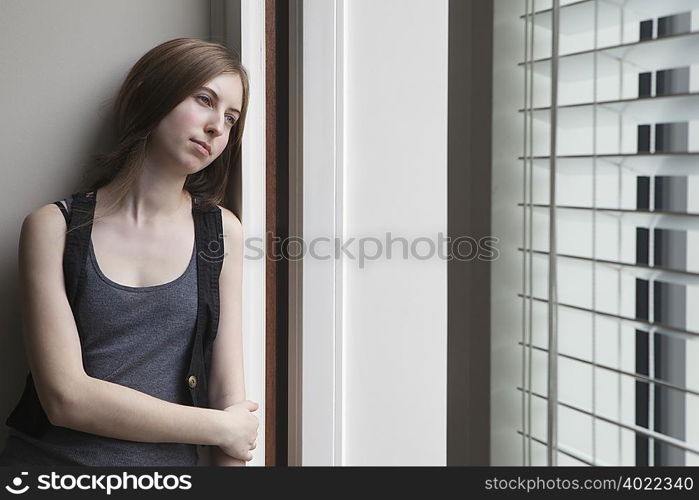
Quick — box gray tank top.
[1,197,201,466]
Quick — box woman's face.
[148,72,244,175]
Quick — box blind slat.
[519,248,699,286]
[519,93,699,128]
[518,31,699,81]
[518,293,699,340]
[517,387,699,456]
[519,341,699,397]
[520,204,699,232]
[516,430,597,465]
[521,0,699,34]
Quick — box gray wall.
[0,0,213,452]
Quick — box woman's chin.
[182,161,208,175]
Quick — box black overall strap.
[53,201,69,224]
[52,195,74,225]
[186,197,224,407]
[63,192,96,320]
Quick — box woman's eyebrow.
[199,86,240,114]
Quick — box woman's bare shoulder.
[216,205,241,227]
[216,205,242,247]
[216,206,242,271]
[25,202,68,229]
[20,203,70,256]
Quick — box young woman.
[0,38,259,466]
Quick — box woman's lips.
[191,139,210,156]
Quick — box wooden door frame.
[264,0,290,466]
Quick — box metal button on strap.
[187,375,197,388]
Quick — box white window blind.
[517,0,699,466]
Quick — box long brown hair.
[70,37,249,230]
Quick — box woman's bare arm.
[208,207,251,465]
[58,376,228,446]
[17,204,228,448]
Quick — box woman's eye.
[198,95,235,126]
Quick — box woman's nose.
[206,115,226,136]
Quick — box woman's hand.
[218,400,259,461]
